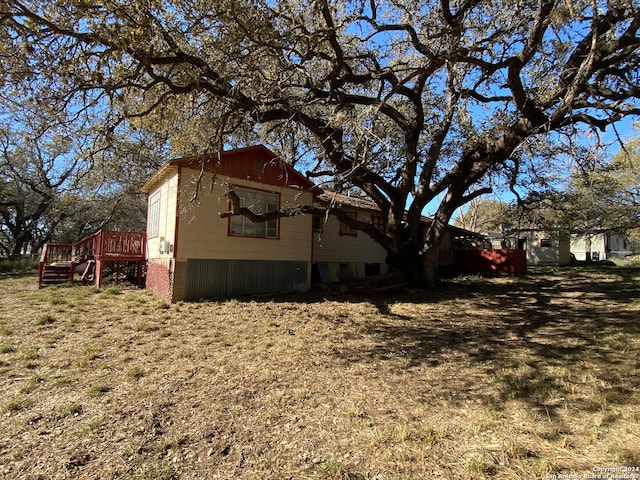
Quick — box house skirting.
[162,259,309,301]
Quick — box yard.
[0,267,639,479]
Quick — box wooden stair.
[40,264,74,286]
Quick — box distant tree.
[1,0,639,286]
[0,94,161,256]
[454,198,516,234]
[52,191,147,245]
[55,134,164,242]
[0,118,81,256]
[493,134,640,260]
[558,136,640,259]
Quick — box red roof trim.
[169,145,317,191]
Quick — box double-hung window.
[230,188,279,238]
[147,191,160,238]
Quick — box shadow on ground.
[332,266,640,416]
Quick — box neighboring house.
[571,232,638,261]
[497,229,638,265]
[141,145,491,302]
[492,229,571,266]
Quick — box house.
[487,229,571,266]
[312,191,504,280]
[570,232,638,262]
[141,145,316,302]
[141,145,491,302]
[495,228,638,265]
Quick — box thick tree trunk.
[386,250,420,287]
[11,236,29,258]
[419,248,440,289]
[386,245,440,290]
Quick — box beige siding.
[313,212,387,264]
[175,169,313,262]
[147,170,179,262]
[520,231,563,265]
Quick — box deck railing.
[97,230,146,259]
[72,233,99,262]
[40,243,73,264]
[38,243,74,286]
[72,229,146,261]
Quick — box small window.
[147,191,160,238]
[540,238,553,248]
[313,215,323,232]
[371,214,385,232]
[229,188,279,238]
[339,214,358,237]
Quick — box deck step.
[40,265,73,286]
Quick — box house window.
[371,214,385,232]
[339,214,358,237]
[147,191,160,238]
[230,188,279,238]
[313,215,323,232]
[540,238,553,248]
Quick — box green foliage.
[563,146,639,234]
[525,135,640,236]
[35,314,56,326]
[0,257,38,276]
[86,384,111,397]
[133,463,176,480]
[454,198,516,233]
[56,403,83,419]
[102,285,123,297]
[1,395,31,413]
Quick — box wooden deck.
[39,230,146,288]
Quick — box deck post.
[137,260,143,287]
[95,259,104,288]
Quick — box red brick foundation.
[145,261,174,302]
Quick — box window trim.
[147,191,161,238]
[228,186,280,239]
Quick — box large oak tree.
[1,0,638,286]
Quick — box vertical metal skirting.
[185,259,307,300]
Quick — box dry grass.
[1,266,639,479]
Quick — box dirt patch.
[1,267,639,479]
